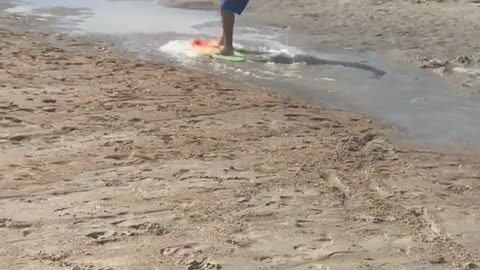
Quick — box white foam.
[38,13,55,18]
[453,67,480,78]
[256,40,305,58]
[5,5,33,14]
[5,5,54,19]
[158,40,197,58]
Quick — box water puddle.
[4,0,480,148]
[4,0,218,33]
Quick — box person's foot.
[220,46,234,56]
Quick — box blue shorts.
[221,0,249,15]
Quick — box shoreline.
[1,8,480,270]
[164,0,480,96]
[164,0,480,61]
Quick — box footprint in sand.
[187,260,222,270]
[186,259,221,270]
[41,106,56,112]
[86,231,110,239]
[0,218,35,229]
[160,243,220,269]
[160,243,200,257]
[127,221,169,236]
[9,134,31,142]
[41,98,57,104]
[1,116,23,125]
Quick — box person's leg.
[217,3,224,47]
[219,0,249,55]
[218,31,224,47]
[220,9,235,55]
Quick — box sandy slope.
[1,11,480,270]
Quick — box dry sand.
[1,5,480,270]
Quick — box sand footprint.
[160,243,201,258]
[160,243,221,269]
[186,259,221,270]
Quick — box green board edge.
[211,51,247,62]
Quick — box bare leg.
[217,5,224,46]
[218,31,224,47]
[220,9,235,56]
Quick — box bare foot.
[220,47,234,56]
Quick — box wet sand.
[166,0,480,61]
[1,7,480,270]
[165,0,480,96]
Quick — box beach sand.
[1,4,480,270]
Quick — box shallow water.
[5,0,218,33]
[4,0,480,147]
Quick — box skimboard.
[191,38,247,62]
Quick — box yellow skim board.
[191,38,247,62]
